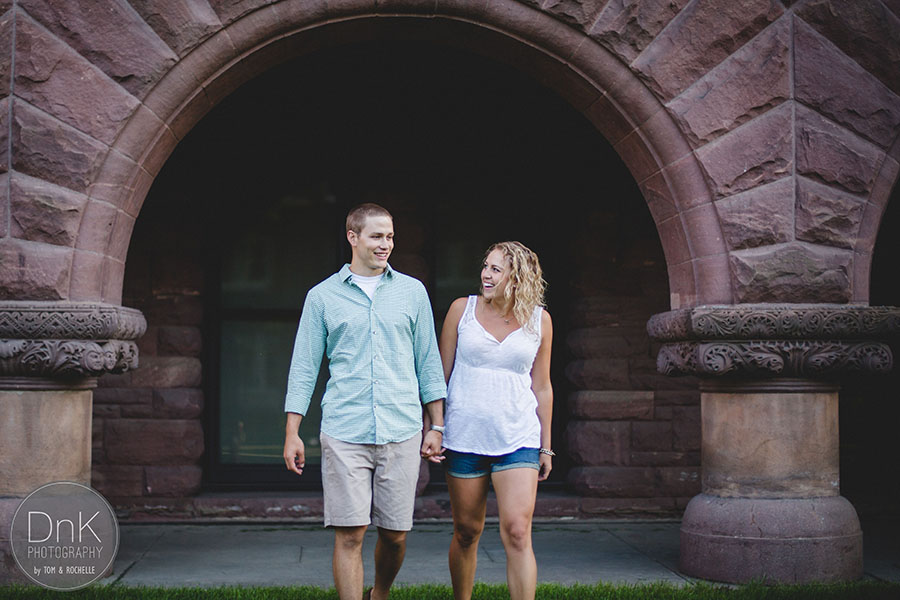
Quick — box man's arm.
[420,398,445,463]
[283,412,305,475]
[283,290,327,477]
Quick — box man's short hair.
[346,203,393,234]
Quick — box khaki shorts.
[320,431,422,531]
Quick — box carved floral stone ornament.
[647,305,900,379]
[0,302,147,389]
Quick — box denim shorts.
[444,447,540,478]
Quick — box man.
[283,203,446,600]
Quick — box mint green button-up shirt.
[284,264,447,445]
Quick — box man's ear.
[347,229,358,247]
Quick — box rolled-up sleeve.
[411,284,448,404]
[284,290,326,415]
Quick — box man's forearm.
[285,412,304,436]
[424,399,444,428]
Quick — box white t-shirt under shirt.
[443,295,543,455]
[351,272,384,300]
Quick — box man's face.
[348,215,394,275]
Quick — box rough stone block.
[136,324,158,356]
[795,19,900,150]
[129,356,202,388]
[14,12,139,144]
[654,388,700,407]
[796,0,900,97]
[141,295,204,326]
[589,0,689,64]
[127,0,222,56]
[542,0,606,29]
[672,405,701,451]
[120,403,154,418]
[580,496,679,517]
[631,421,672,452]
[208,0,278,24]
[566,420,631,466]
[568,390,654,420]
[92,387,153,405]
[729,242,852,303]
[157,325,202,357]
[796,105,882,196]
[104,418,203,465]
[796,177,865,249]
[567,326,650,358]
[565,358,631,390]
[74,199,117,254]
[0,238,72,300]
[152,388,204,419]
[631,451,700,467]
[632,0,784,100]
[0,98,8,173]
[9,172,87,246]
[10,100,108,194]
[19,0,177,98]
[715,178,793,250]
[145,465,202,497]
[0,9,11,99]
[92,464,144,497]
[569,466,701,497]
[696,102,792,199]
[666,19,790,147]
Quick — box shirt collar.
[339,263,394,282]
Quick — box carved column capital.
[647,304,900,380]
[0,302,147,389]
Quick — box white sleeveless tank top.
[443,295,543,455]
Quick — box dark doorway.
[128,39,661,491]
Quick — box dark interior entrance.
[127,39,663,491]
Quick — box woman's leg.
[447,474,490,600]
[491,467,539,600]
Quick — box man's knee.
[334,526,367,551]
[377,528,407,552]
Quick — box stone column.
[648,305,899,584]
[0,303,145,584]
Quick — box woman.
[439,241,554,600]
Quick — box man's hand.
[420,431,445,463]
[284,434,306,476]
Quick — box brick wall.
[561,202,702,516]
[91,196,206,507]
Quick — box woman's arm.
[439,297,468,384]
[531,309,554,481]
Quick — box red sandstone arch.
[75,1,727,309]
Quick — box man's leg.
[371,527,407,600]
[333,525,368,600]
[370,432,422,599]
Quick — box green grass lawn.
[4,581,900,599]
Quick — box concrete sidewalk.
[100,519,900,588]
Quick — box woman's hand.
[538,453,552,481]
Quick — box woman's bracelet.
[539,448,555,456]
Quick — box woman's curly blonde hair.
[483,241,547,334]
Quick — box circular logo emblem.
[10,481,120,591]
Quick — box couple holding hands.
[284,203,553,600]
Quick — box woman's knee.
[500,519,532,552]
[453,520,484,547]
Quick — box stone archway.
[75,3,720,310]
[3,0,900,586]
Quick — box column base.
[680,494,863,583]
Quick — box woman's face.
[481,249,512,301]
